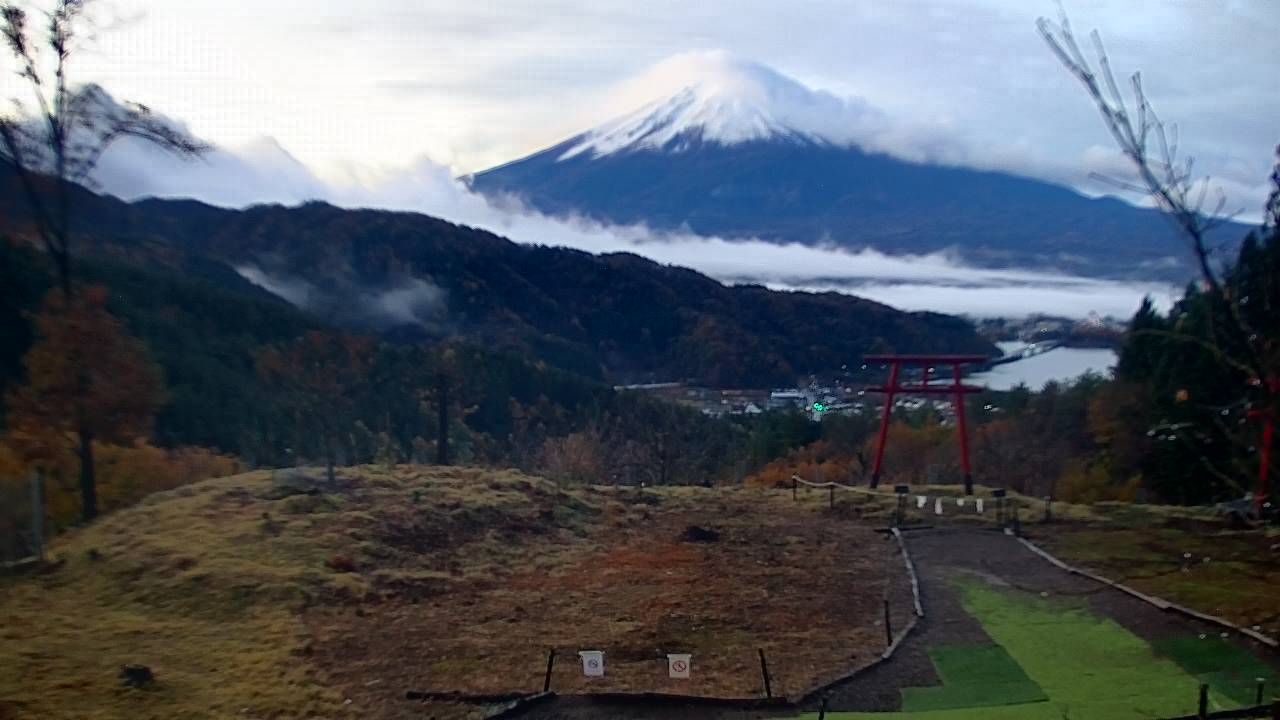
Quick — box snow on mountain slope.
[559,51,889,160]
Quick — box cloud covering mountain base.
[74,90,1176,321]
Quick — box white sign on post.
[976,498,985,514]
[579,650,605,677]
[916,495,927,509]
[667,653,691,679]
[934,498,943,515]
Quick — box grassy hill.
[0,466,900,720]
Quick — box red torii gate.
[865,354,988,495]
[1248,377,1277,516]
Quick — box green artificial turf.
[802,579,1228,720]
[900,644,1047,711]
[954,579,1210,718]
[810,705,1064,720]
[1154,635,1277,707]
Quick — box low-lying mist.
[95,133,1178,321]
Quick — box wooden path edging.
[1015,534,1278,649]
[483,692,556,719]
[795,526,926,703]
[1159,700,1279,719]
[894,527,925,619]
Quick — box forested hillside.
[0,234,829,544]
[0,159,995,388]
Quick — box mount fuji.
[470,53,1235,283]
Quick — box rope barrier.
[790,475,1018,521]
[791,475,898,499]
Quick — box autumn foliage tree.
[5,286,164,521]
[255,331,374,483]
[540,426,605,485]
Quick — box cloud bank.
[90,122,1175,322]
[20,1,1272,219]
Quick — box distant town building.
[768,390,808,410]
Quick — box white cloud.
[235,263,315,307]
[91,122,1172,322]
[773,279,1172,320]
[235,262,447,329]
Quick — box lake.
[969,341,1117,391]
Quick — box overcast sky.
[3,0,1274,210]
[1,1,1275,321]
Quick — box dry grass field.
[0,466,903,720]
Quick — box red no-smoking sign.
[667,654,691,679]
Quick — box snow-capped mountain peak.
[559,52,885,160]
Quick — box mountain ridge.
[471,54,1246,283]
[0,157,997,387]
[555,52,883,160]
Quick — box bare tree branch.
[1041,10,1279,500]
[1,0,208,295]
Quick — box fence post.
[792,477,797,502]
[1258,677,1266,706]
[884,597,893,648]
[1043,496,1052,523]
[1198,683,1208,719]
[542,648,555,692]
[894,485,909,527]
[818,695,828,720]
[829,485,835,510]
[993,488,1007,527]
[31,470,45,562]
[757,648,773,698]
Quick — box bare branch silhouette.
[1041,10,1279,500]
[1,0,207,295]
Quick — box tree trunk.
[78,425,98,522]
[436,373,450,466]
[31,470,45,561]
[323,431,336,485]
